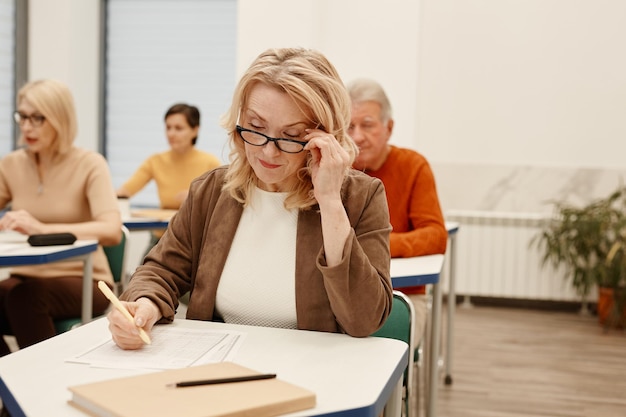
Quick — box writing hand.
[107,297,160,350]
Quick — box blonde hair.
[221,47,357,210]
[17,79,78,154]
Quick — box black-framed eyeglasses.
[236,125,308,154]
[13,111,46,128]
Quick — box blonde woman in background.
[0,79,121,356]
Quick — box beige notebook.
[68,362,316,417]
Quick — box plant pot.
[597,286,626,328]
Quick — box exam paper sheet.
[68,326,245,370]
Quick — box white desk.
[0,318,408,417]
[390,254,444,417]
[123,217,170,232]
[0,233,98,323]
[123,208,173,232]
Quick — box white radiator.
[445,210,582,302]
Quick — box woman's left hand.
[304,129,350,204]
[0,209,45,235]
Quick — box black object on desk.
[27,233,77,246]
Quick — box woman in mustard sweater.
[117,103,222,210]
[117,104,222,251]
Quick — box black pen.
[171,373,277,388]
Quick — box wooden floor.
[431,304,626,417]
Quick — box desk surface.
[0,232,98,267]
[390,254,444,288]
[123,217,170,231]
[446,220,459,235]
[123,209,174,231]
[0,318,407,417]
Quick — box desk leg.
[445,234,457,385]
[427,281,442,417]
[81,254,93,324]
[384,378,403,417]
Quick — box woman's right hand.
[107,297,161,350]
[0,209,46,235]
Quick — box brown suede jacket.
[121,166,393,337]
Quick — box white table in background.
[123,208,173,232]
[0,318,408,417]
[0,232,98,323]
[123,217,170,232]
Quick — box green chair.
[54,226,130,334]
[372,290,416,417]
[103,225,130,296]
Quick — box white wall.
[28,0,100,152]
[237,0,422,152]
[239,0,626,215]
[416,0,626,169]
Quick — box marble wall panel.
[432,163,626,215]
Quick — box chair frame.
[53,226,130,334]
[373,290,416,417]
[104,225,130,296]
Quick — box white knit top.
[215,187,298,329]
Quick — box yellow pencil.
[97,280,152,345]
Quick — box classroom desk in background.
[123,208,174,231]
[0,318,408,417]
[0,233,98,324]
[122,210,172,283]
[123,217,170,231]
[390,254,444,417]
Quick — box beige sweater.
[0,147,119,284]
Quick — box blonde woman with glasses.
[0,79,121,356]
[107,48,393,349]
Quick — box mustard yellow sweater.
[121,148,221,209]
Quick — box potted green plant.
[533,186,626,328]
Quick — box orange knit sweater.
[365,146,447,294]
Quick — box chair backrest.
[103,226,130,294]
[372,290,414,346]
